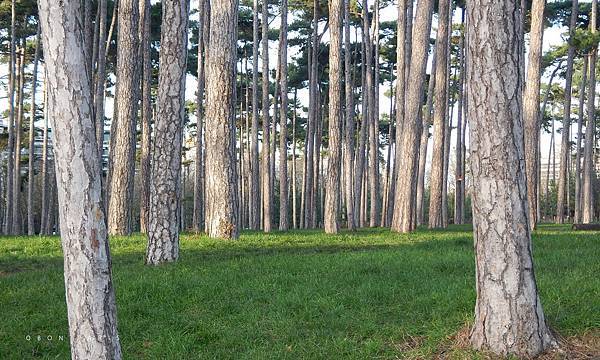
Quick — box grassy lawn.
[0,224,598,359]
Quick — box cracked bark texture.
[428,0,450,229]
[146,0,189,264]
[139,0,152,234]
[555,0,577,224]
[38,0,122,357]
[466,0,556,356]
[205,0,240,239]
[391,0,434,233]
[522,0,545,231]
[108,0,140,236]
[325,0,343,234]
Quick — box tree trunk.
[368,0,380,227]
[466,0,556,356]
[249,0,260,230]
[40,81,49,235]
[556,0,578,223]
[261,0,272,232]
[38,0,122,356]
[146,0,189,264]
[279,0,290,231]
[139,0,152,234]
[582,0,597,224]
[193,0,207,233]
[292,89,298,229]
[574,56,588,224]
[391,0,434,233]
[522,0,545,231]
[454,8,466,225]
[343,0,356,230]
[27,28,41,236]
[428,0,450,229]
[204,0,239,239]
[107,0,139,236]
[94,0,107,157]
[325,0,343,234]
[3,0,16,235]
[12,43,25,235]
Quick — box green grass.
[0,224,598,359]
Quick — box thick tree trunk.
[139,0,152,234]
[582,0,597,224]
[556,0,578,223]
[107,0,140,236]
[27,28,41,235]
[38,0,122,356]
[204,0,239,239]
[279,0,290,231]
[574,56,588,224]
[391,0,434,233]
[466,0,556,356]
[428,0,450,229]
[522,0,545,231]
[146,0,189,264]
[261,0,272,232]
[325,0,343,234]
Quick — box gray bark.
[249,0,260,230]
[139,0,152,234]
[38,0,122,356]
[3,0,16,234]
[12,44,25,235]
[343,0,356,230]
[193,0,207,233]
[146,0,189,263]
[454,8,466,225]
[204,0,239,239]
[279,0,290,231]
[94,0,107,157]
[467,0,556,356]
[575,56,588,224]
[368,0,380,227]
[27,28,41,235]
[261,0,272,232]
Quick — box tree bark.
[428,0,450,229]
[27,28,41,235]
[582,0,597,224]
[204,0,239,239]
[454,8,466,225]
[368,0,380,227]
[107,0,140,236]
[139,0,152,234]
[94,0,107,157]
[522,0,545,231]
[146,0,189,264]
[38,0,122,356]
[40,81,49,235]
[261,0,272,232]
[279,0,290,231]
[574,56,588,224]
[466,0,556,356]
[343,0,356,230]
[12,43,25,235]
[3,0,16,235]
[391,0,434,233]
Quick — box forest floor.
[0,224,598,359]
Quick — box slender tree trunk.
[108,0,140,236]
[249,0,260,230]
[467,0,556,356]
[454,8,466,225]
[193,0,207,233]
[12,43,25,235]
[428,0,450,229]
[3,0,16,235]
[146,0,189,264]
[279,0,290,231]
[368,0,380,227]
[38,0,122,356]
[204,0,239,239]
[391,0,434,233]
[343,0,356,230]
[292,90,298,229]
[40,81,49,235]
[325,0,343,233]
[522,0,545,231]
[261,0,272,232]
[139,0,152,234]
[27,28,41,236]
[575,56,588,224]
[95,0,108,157]
[556,0,578,223]
[582,0,597,223]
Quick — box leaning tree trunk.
[391,0,434,233]
[139,0,152,234]
[466,0,557,356]
[279,0,290,231]
[428,0,450,229]
[325,0,343,234]
[204,0,239,239]
[522,0,545,231]
[582,0,597,224]
[146,0,189,264]
[27,28,41,235]
[107,0,140,236]
[38,0,122,357]
[556,0,578,224]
